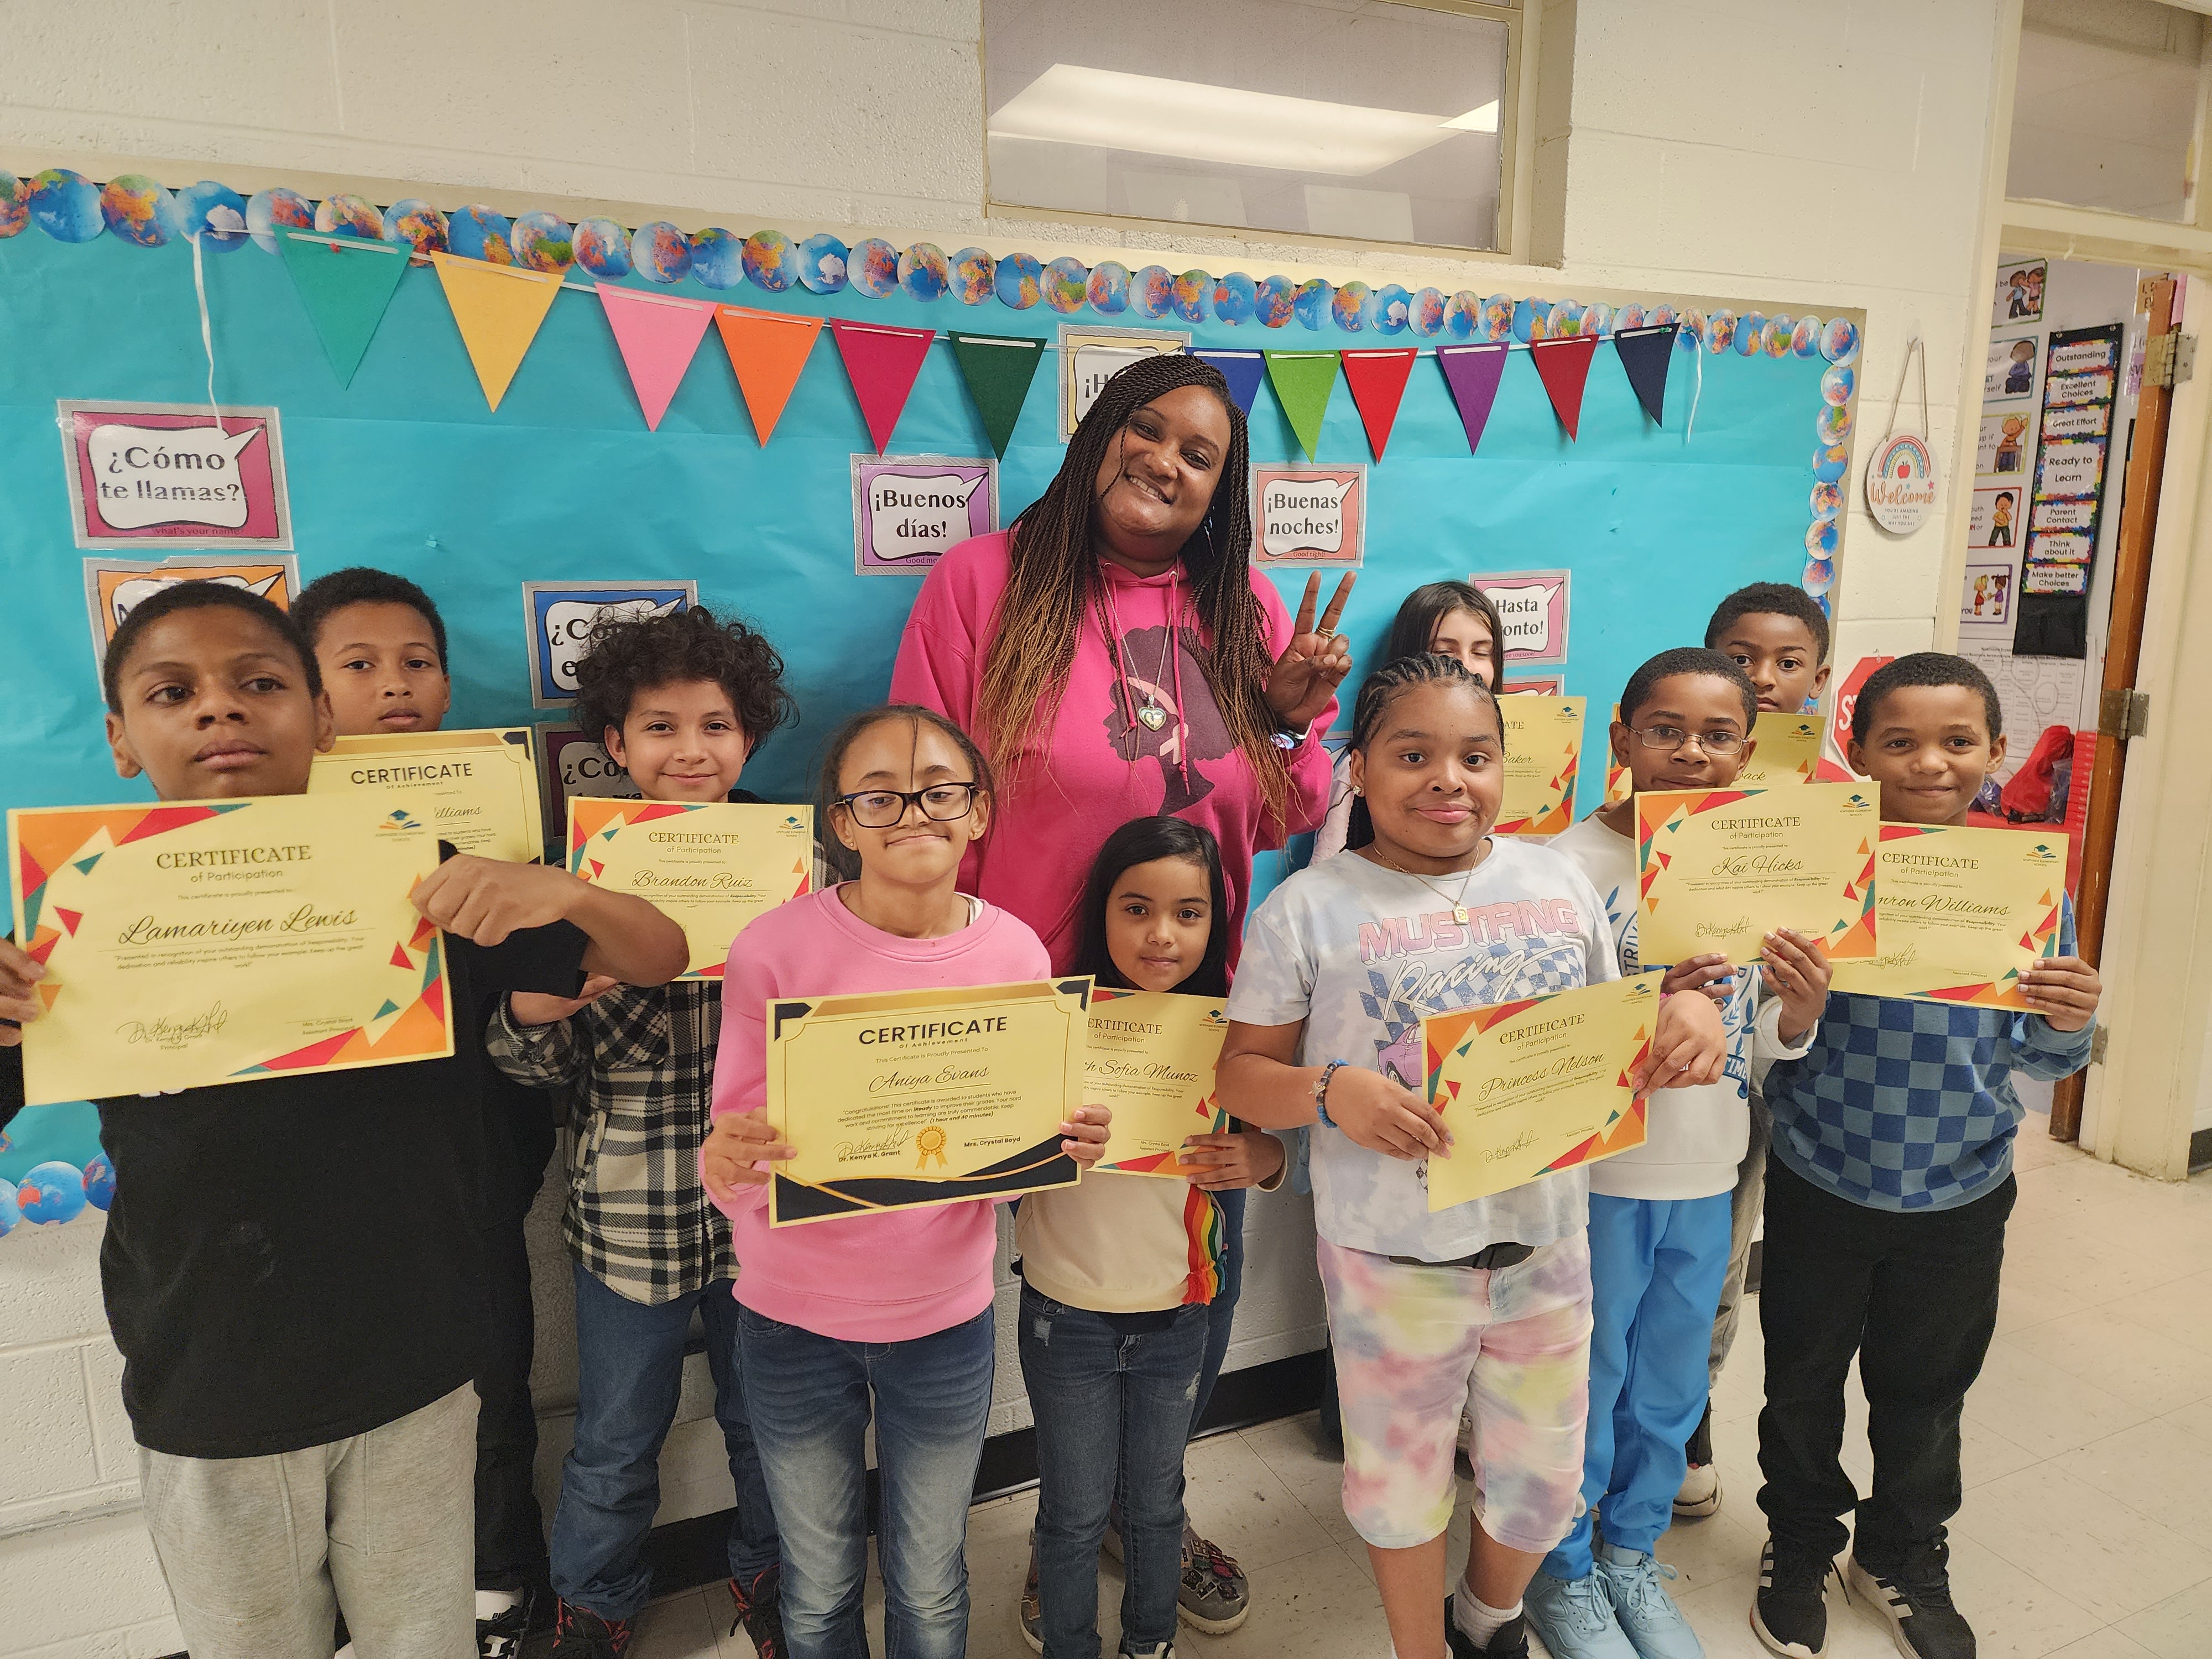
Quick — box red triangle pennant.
[1531,335,1600,439]
[828,319,936,453]
[597,286,716,431]
[1338,347,1418,461]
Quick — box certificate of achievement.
[567,799,812,979]
[9,794,451,1106]
[1735,713,1826,788]
[765,977,1092,1226]
[1496,695,1585,837]
[1636,782,1880,966]
[1086,986,1230,1177]
[1422,972,1660,1209]
[1830,825,2068,1008]
[311,727,544,863]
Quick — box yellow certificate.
[1830,826,2068,1008]
[311,727,544,863]
[1736,713,1826,787]
[1496,695,1585,837]
[765,977,1092,1225]
[1636,782,1880,966]
[567,799,813,979]
[9,794,451,1106]
[1085,987,1230,1176]
[1423,972,1661,1209]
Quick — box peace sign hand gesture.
[1265,572,1356,731]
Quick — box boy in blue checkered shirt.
[1750,655,2101,1659]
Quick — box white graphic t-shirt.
[1229,837,1618,1259]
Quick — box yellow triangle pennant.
[431,252,564,410]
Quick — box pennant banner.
[431,253,564,412]
[714,306,822,446]
[1339,347,1419,461]
[1191,348,1267,418]
[829,319,936,454]
[950,332,1046,458]
[1264,351,1340,462]
[597,286,715,431]
[1531,334,1600,441]
[275,233,409,388]
[1613,324,1674,426]
[1436,342,1509,455]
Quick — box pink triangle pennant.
[597,285,717,430]
[827,319,936,453]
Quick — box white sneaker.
[1674,1461,1721,1519]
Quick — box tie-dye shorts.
[1319,1232,1593,1552]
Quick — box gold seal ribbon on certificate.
[915,1124,949,1169]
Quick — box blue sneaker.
[1523,1568,1639,1659]
[1594,1543,1703,1659]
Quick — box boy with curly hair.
[487,604,796,1659]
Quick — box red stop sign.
[1830,654,1895,764]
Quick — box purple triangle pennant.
[1191,348,1267,416]
[1437,342,1510,455]
[1613,322,1675,425]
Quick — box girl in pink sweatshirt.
[700,706,1112,1659]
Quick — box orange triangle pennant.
[715,306,823,446]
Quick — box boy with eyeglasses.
[486,605,795,1659]
[1522,650,1830,1659]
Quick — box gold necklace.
[1364,846,1481,925]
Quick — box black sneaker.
[476,1588,535,1659]
[1751,1537,1838,1658]
[1848,1538,1976,1659]
[549,1598,633,1659]
[1444,1595,1530,1659]
[728,1565,787,1658]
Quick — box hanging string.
[1876,336,1929,444]
[189,233,227,436]
[1685,336,1703,443]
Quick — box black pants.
[476,1211,547,1592]
[1756,1156,2015,1563]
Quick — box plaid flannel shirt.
[488,980,733,1305]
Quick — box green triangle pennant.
[950,332,1046,457]
[275,232,410,387]
[1264,351,1341,460]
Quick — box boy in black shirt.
[0,582,687,1659]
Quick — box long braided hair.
[975,353,1290,827]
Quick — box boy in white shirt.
[1524,649,1830,1659]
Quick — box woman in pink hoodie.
[889,349,1352,1634]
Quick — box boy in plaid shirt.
[489,606,795,1659]
[1750,655,2101,1659]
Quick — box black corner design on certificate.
[1056,976,1094,1006]
[771,1000,815,1037]
[770,1137,1080,1224]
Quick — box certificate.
[1085,987,1230,1176]
[567,799,813,979]
[1830,825,2068,1008]
[1496,695,1585,837]
[1735,713,1826,787]
[1636,782,1880,966]
[765,977,1092,1226]
[1423,972,1661,1209]
[311,727,544,863]
[9,794,451,1106]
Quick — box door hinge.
[2090,1026,2110,1066]
[2146,331,2197,388]
[2099,686,2151,740]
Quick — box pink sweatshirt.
[890,532,1336,970]
[707,885,1051,1342]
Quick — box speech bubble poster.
[80,554,300,681]
[58,401,291,551]
[1250,463,1365,568]
[1058,325,1190,440]
[1473,568,1572,667]
[537,723,642,839]
[522,581,698,708]
[849,456,997,575]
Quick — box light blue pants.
[1543,1192,1732,1580]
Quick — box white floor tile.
[1181,1430,1340,1573]
[1955,1462,2212,1623]
[2116,1576,2212,1657]
[1964,1338,2154,1460]
[2045,1632,2161,1659]
[1999,1305,2212,1416]
[2052,1418,2212,1551]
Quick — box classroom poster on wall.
[2017,325,2123,656]
[849,456,995,575]
[1985,336,2040,403]
[57,400,292,551]
[1968,487,2022,549]
[1995,260,2047,324]
[1472,570,1571,667]
[1058,325,1189,439]
[80,554,300,679]
[1975,411,2033,479]
[1250,463,1365,568]
[1961,565,2013,625]
[523,581,698,708]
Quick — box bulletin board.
[0,180,1860,1227]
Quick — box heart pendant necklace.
[1133,619,1177,732]
[1137,702,1168,732]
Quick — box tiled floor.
[619,1135,2212,1658]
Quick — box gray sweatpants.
[138,1384,477,1659]
[1708,1094,1770,1385]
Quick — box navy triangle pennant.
[1613,323,1675,426]
[1191,348,1267,416]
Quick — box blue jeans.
[1020,1287,1209,1658]
[1543,1193,1731,1580]
[1192,1183,1245,1430]
[552,1266,780,1622]
[738,1303,996,1659]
